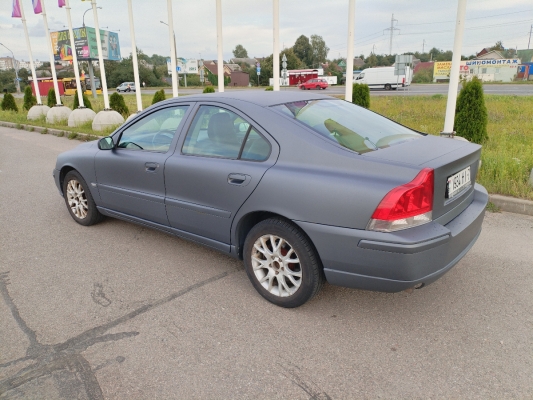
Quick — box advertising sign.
[433,61,469,80]
[51,27,121,61]
[166,58,199,74]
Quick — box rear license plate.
[446,166,471,199]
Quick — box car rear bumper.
[295,183,488,292]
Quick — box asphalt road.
[113,83,533,96]
[1,127,532,399]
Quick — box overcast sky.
[1,0,532,63]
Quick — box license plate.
[446,166,471,199]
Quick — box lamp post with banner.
[256,62,261,86]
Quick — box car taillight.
[367,168,434,232]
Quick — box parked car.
[53,92,487,308]
[116,82,136,92]
[299,78,328,90]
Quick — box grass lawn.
[1,92,532,200]
[369,95,533,200]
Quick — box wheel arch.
[59,165,77,195]
[233,210,322,266]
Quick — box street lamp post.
[0,43,21,93]
[160,20,181,89]
[83,7,101,27]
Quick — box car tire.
[62,170,104,226]
[243,218,324,308]
[316,85,320,90]
[117,89,121,93]
[385,84,391,90]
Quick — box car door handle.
[145,162,159,172]
[228,173,251,186]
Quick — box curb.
[1,121,533,217]
[0,121,97,142]
[488,194,533,217]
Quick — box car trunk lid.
[363,135,481,223]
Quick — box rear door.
[95,105,191,225]
[164,103,279,244]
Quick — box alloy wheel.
[66,179,88,219]
[251,234,302,297]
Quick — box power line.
[398,9,533,27]
[383,13,400,55]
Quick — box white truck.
[353,66,412,90]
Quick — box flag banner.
[58,0,66,7]
[33,0,43,14]
[12,0,21,18]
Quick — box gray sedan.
[53,92,487,307]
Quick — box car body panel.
[296,184,487,291]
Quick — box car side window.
[240,128,270,161]
[117,106,188,152]
[182,105,271,161]
[182,106,246,159]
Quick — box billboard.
[51,27,121,62]
[433,61,469,80]
[166,58,199,74]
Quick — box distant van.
[354,66,412,90]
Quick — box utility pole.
[528,24,532,49]
[384,14,399,55]
[423,39,426,53]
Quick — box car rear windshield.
[272,99,421,154]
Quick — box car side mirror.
[98,137,115,150]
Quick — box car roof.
[165,91,335,107]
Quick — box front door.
[95,105,190,225]
[164,104,278,244]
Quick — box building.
[229,58,257,67]
[201,61,249,86]
[17,60,43,70]
[0,57,17,71]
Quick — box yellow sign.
[434,62,452,78]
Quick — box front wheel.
[384,84,391,90]
[243,218,324,308]
[62,170,103,226]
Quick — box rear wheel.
[63,170,103,226]
[384,84,392,90]
[243,218,324,308]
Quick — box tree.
[1,93,18,112]
[310,35,329,68]
[72,93,93,110]
[23,86,37,111]
[47,88,56,108]
[152,89,166,105]
[352,84,370,108]
[490,41,504,51]
[109,92,129,116]
[454,77,488,144]
[233,44,248,58]
[293,35,312,67]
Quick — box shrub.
[72,93,93,110]
[1,93,18,112]
[151,89,166,104]
[352,84,370,108]
[23,86,37,111]
[47,88,56,108]
[109,92,129,116]
[454,77,488,144]
[265,86,273,91]
[68,132,78,140]
[412,68,433,83]
[202,86,215,93]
